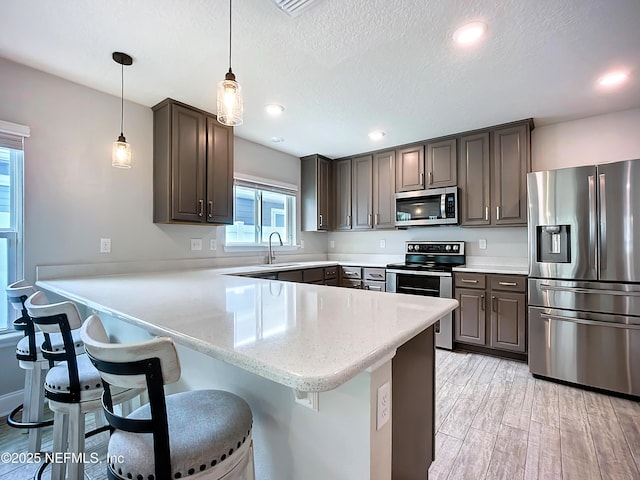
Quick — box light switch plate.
[191,238,203,251]
[379,239,386,249]
[100,238,111,253]
[479,238,487,250]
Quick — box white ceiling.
[1,0,639,159]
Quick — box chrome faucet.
[267,232,283,264]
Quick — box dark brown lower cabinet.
[454,273,527,354]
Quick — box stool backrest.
[80,315,181,479]
[25,291,85,402]
[6,281,37,361]
[80,315,181,388]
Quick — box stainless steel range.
[386,241,465,349]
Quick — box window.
[225,176,297,246]
[0,121,27,333]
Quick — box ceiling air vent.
[271,0,321,17]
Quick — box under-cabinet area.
[453,272,527,358]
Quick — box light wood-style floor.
[1,351,639,479]
[429,349,640,480]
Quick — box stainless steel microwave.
[395,187,458,227]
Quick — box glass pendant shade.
[217,71,243,126]
[112,134,132,168]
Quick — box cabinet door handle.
[496,205,501,220]
[420,172,424,186]
[498,281,517,286]
[461,279,478,284]
[374,213,379,225]
[207,201,213,219]
[371,273,384,279]
[198,199,204,217]
[348,215,351,227]
[368,214,372,226]
[369,285,382,291]
[319,214,323,227]
[480,295,485,311]
[428,171,433,185]
[492,296,497,312]
[485,207,489,221]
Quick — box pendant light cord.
[228,0,232,71]
[120,61,124,135]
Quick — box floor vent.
[271,0,321,17]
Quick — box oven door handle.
[386,269,451,278]
[398,286,441,295]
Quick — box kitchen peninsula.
[37,265,458,480]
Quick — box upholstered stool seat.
[80,315,256,480]
[16,330,83,362]
[109,390,252,480]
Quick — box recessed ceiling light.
[265,104,285,115]
[368,130,386,141]
[598,70,629,88]
[271,137,285,143]
[453,21,487,46]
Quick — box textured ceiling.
[0,0,639,159]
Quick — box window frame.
[224,175,298,249]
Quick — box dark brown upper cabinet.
[352,155,374,230]
[372,151,396,229]
[458,120,532,227]
[301,154,332,231]
[334,158,352,231]
[426,138,457,188]
[153,98,233,225]
[395,145,425,192]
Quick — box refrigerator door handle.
[588,175,597,273]
[539,283,640,297]
[540,313,640,330]
[599,173,607,271]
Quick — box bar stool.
[5,281,83,453]
[25,291,141,480]
[80,314,255,480]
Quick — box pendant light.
[112,52,133,168]
[216,0,243,126]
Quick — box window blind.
[234,174,298,196]
[0,120,30,150]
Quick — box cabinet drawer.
[363,280,386,292]
[363,268,386,282]
[342,279,362,289]
[325,278,338,287]
[303,268,325,283]
[341,266,362,280]
[490,275,526,293]
[455,273,486,289]
[324,266,338,279]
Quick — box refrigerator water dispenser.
[537,225,570,263]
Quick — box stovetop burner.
[387,241,465,272]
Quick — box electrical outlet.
[329,240,335,249]
[379,239,386,249]
[300,240,305,249]
[479,238,487,250]
[191,238,202,251]
[209,239,217,251]
[100,238,111,253]
[376,381,391,430]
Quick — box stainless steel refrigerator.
[527,158,640,396]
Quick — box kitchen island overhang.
[37,267,458,480]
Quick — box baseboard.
[0,390,23,417]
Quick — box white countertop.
[453,265,529,275]
[37,268,457,392]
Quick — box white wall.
[532,108,640,171]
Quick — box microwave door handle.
[441,195,446,219]
[599,173,606,271]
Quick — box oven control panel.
[406,241,465,255]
